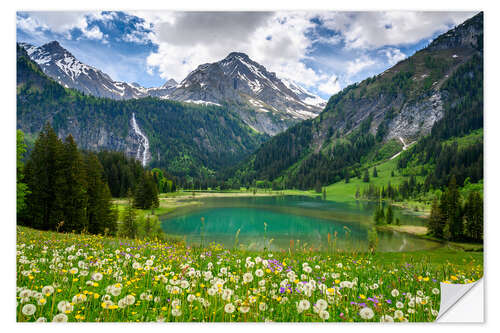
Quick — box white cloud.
[16,14,47,34]
[318,75,341,95]
[17,11,478,98]
[81,25,103,40]
[384,48,407,65]
[144,11,327,86]
[146,43,212,81]
[318,11,477,50]
[142,11,475,92]
[17,11,106,41]
[346,57,376,77]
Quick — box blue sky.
[16,11,477,99]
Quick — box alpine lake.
[160,195,441,252]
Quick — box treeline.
[232,115,377,190]
[359,176,426,202]
[17,44,267,188]
[17,124,163,236]
[97,151,177,198]
[361,175,483,243]
[19,123,117,234]
[428,176,483,242]
[287,116,376,190]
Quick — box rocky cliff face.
[17,46,268,174]
[386,91,445,141]
[427,12,482,51]
[314,13,482,149]
[161,52,325,135]
[242,12,483,184]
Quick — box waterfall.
[131,113,150,167]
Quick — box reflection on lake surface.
[161,196,441,252]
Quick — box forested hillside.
[17,45,268,185]
[228,13,483,192]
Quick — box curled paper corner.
[436,278,484,322]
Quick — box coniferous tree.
[373,167,378,177]
[23,123,65,230]
[16,130,29,215]
[464,191,483,241]
[134,172,160,210]
[60,135,87,232]
[363,169,370,183]
[428,197,445,238]
[121,189,137,238]
[84,153,116,235]
[442,176,463,241]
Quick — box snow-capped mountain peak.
[19,41,325,135]
[19,41,147,99]
[165,51,325,134]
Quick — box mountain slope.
[17,44,268,180]
[19,41,151,100]
[20,42,325,135]
[166,52,324,135]
[229,12,483,190]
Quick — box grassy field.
[320,128,483,214]
[16,226,482,323]
[320,157,433,216]
[443,128,483,149]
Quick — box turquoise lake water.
[161,195,441,252]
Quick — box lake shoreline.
[376,224,428,236]
[116,190,433,243]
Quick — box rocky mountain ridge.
[16,44,268,176]
[19,42,325,135]
[233,12,483,188]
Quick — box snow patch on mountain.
[19,41,325,135]
[281,78,326,108]
[184,100,222,107]
[19,41,149,100]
